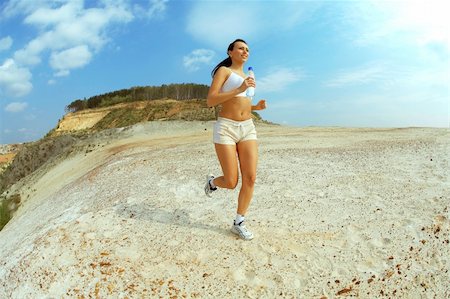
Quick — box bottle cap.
[248,67,253,71]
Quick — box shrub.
[0,199,11,230]
[0,193,21,231]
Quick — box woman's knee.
[223,176,238,189]
[242,173,256,186]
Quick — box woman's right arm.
[206,67,247,108]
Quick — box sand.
[0,121,449,298]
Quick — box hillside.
[1,82,213,173]
[48,98,220,137]
[1,97,217,193]
[0,144,22,174]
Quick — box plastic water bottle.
[246,66,255,98]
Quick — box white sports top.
[221,69,247,97]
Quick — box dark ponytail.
[211,38,247,77]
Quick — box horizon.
[1,0,449,144]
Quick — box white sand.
[0,122,449,298]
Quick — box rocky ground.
[0,122,448,298]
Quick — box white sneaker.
[204,174,217,197]
[231,221,254,240]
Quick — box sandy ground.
[0,121,449,298]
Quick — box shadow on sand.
[114,202,230,237]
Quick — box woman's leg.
[236,140,258,215]
[213,143,239,189]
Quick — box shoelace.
[235,222,251,236]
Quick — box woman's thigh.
[236,140,258,181]
[215,143,239,186]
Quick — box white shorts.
[213,117,257,145]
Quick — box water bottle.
[246,66,255,97]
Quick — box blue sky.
[0,0,449,144]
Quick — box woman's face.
[228,41,249,63]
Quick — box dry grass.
[0,194,21,231]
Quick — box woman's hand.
[253,99,267,111]
[239,76,256,92]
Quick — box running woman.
[204,39,267,240]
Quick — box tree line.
[66,83,210,113]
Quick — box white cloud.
[0,0,169,97]
[134,0,168,19]
[5,102,28,113]
[147,0,168,18]
[339,0,449,51]
[0,36,13,51]
[325,64,387,88]
[14,38,46,65]
[50,45,93,76]
[387,0,449,48]
[18,1,133,59]
[0,59,32,97]
[258,67,305,93]
[186,3,256,49]
[325,61,449,92]
[186,2,321,48]
[7,0,134,77]
[183,49,215,72]
[0,0,49,19]
[23,0,84,28]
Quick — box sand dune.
[0,122,449,298]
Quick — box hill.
[48,82,264,137]
[48,98,219,137]
[65,83,210,113]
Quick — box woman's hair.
[211,38,247,77]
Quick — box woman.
[204,39,267,240]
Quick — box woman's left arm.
[251,100,267,111]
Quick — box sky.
[0,0,449,144]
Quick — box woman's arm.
[251,100,266,111]
[206,67,248,108]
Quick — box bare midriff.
[218,96,252,121]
